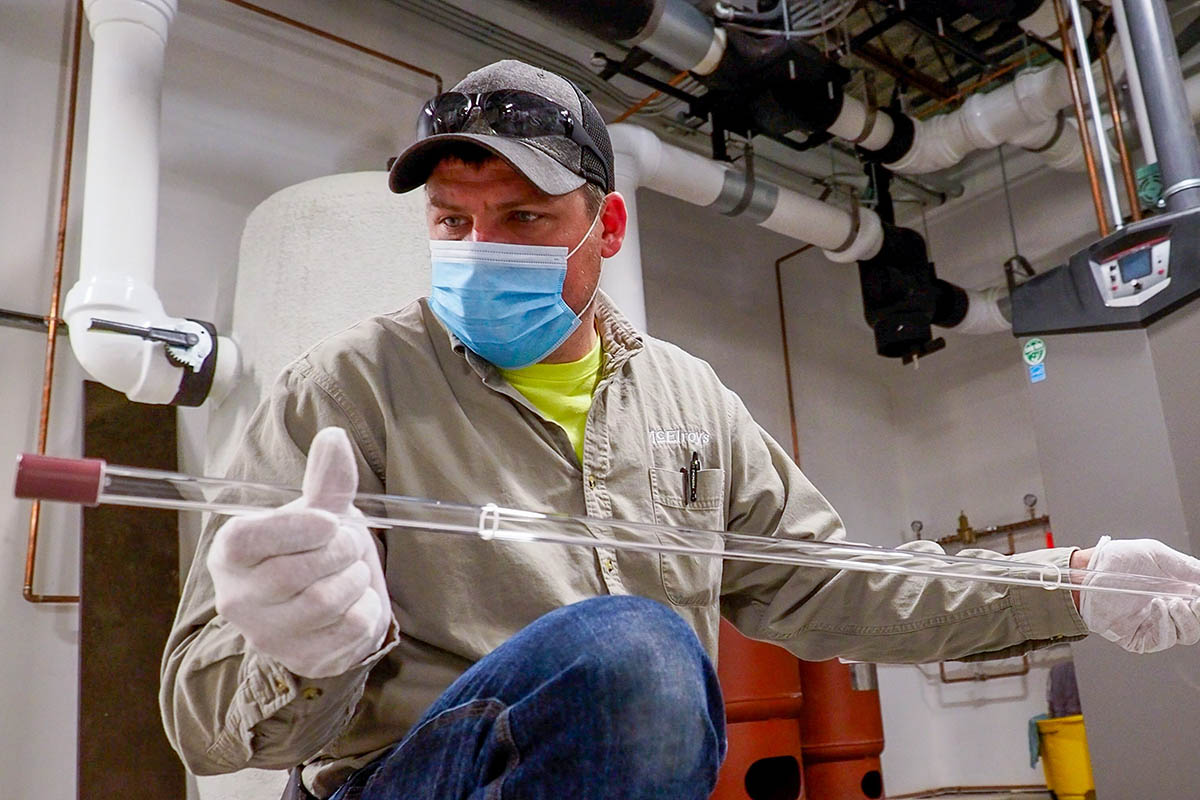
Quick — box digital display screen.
[1119,248,1152,282]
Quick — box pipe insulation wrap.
[952,287,1013,334]
[1019,0,1091,40]
[827,96,895,151]
[631,0,727,73]
[887,63,1072,173]
[515,0,724,73]
[607,124,1009,337]
[614,123,727,205]
[609,123,883,260]
[524,0,657,44]
[1010,118,1060,150]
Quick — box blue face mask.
[428,213,602,369]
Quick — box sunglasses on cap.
[416,90,607,182]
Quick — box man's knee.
[556,596,723,734]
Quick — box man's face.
[425,157,624,317]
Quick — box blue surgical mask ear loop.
[566,202,607,318]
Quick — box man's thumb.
[302,427,358,513]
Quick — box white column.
[601,154,649,332]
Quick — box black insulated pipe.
[859,110,915,165]
[513,0,658,44]
[858,225,940,360]
[703,29,851,137]
[857,224,969,361]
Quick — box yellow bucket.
[1036,714,1096,800]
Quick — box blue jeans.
[329,595,726,800]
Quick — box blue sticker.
[1029,363,1046,383]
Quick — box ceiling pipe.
[606,123,1010,338]
[61,0,239,407]
[525,0,728,76]
[521,0,1119,177]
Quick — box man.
[161,60,1200,800]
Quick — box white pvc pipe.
[888,62,1075,173]
[954,287,1012,335]
[63,0,239,405]
[609,123,884,264]
[876,0,1138,176]
[827,96,895,152]
[607,124,1006,335]
[605,165,650,332]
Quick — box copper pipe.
[1052,0,1110,236]
[855,42,956,100]
[22,0,443,603]
[1096,17,1143,222]
[612,71,689,124]
[775,244,814,467]
[915,59,1024,118]
[25,0,84,605]
[221,0,443,93]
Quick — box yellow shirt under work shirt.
[500,336,602,463]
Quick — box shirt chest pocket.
[648,466,726,607]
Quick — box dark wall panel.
[80,381,185,799]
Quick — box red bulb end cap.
[14,453,105,506]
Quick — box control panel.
[1011,206,1200,335]
[1090,236,1171,307]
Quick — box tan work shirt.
[160,294,1088,797]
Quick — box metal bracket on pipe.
[827,196,863,254]
[1162,178,1200,202]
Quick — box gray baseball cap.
[388,59,614,196]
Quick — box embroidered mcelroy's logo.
[649,427,712,447]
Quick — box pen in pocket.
[688,451,700,503]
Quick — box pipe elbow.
[609,122,662,183]
[822,209,884,263]
[62,275,239,406]
[949,286,1012,335]
[887,116,963,174]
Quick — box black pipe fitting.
[857,224,967,361]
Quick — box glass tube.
[17,454,1200,602]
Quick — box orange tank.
[711,618,806,800]
[797,658,885,800]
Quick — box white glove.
[1078,536,1200,654]
[208,427,391,678]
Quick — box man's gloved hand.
[207,427,391,678]
[1078,536,1200,654]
